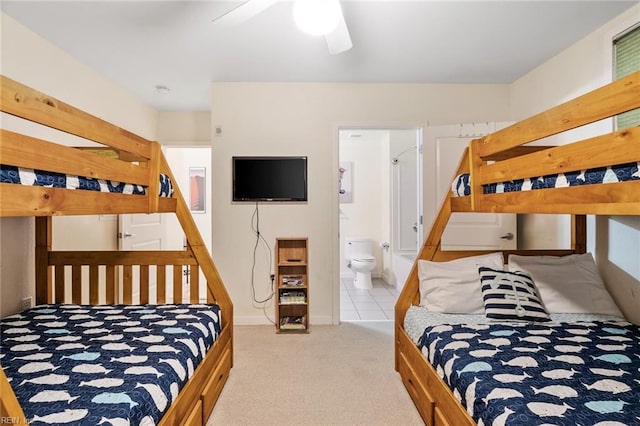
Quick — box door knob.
[118,232,134,238]
[500,232,514,240]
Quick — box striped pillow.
[479,267,550,322]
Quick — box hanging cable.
[250,202,275,305]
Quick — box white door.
[118,214,165,251]
[424,123,517,250]
[118,213,167,303]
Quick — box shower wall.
[389,130,419,287]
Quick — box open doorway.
[338,128,423,321]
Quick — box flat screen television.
[232,156,308,202]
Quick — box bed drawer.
[398,350,435,426]
[201,341,232,421]
[185,400,203,426]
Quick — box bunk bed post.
[572,214,587,254]
[159,154,234,365]
[147,141,161,213]
[395,149,469,371]
[35,216,53,304]
[468,139,484,211]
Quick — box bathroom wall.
[338,130,390,280]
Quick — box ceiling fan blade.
[325,8,352,55]
[212,0,279,26]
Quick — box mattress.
[0,303,221,425]
[409,310,640,425]
[451,161,640,197]
[0,165,174,198]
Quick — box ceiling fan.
[212,0,353,55]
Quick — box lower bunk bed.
[1,303,230,426]
[396,251,640,426]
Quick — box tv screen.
[232,156,308,202]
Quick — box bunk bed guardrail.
[460,71,640,215]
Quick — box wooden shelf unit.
[275,238,309,333]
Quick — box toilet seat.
[352,256,375,262]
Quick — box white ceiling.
[2,1,637,111]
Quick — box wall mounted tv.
[232,156,308,202]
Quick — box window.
[614,24,640,129]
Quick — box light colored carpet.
[207,321,424,426]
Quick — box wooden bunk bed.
[395,71,640,426]
[0,76,233,426]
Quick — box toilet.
[345,238,377,290]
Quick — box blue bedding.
[452,161,639,197]
[418,320,640,425]
[0,165,174,198]
[0,304,221,425]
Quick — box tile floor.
[340,276,400,321]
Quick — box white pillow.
[418,252,504,313]
[508,253,623,317]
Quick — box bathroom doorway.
[338,128,423,321]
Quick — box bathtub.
[392,251,416,291]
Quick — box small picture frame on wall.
[189,167,206,213]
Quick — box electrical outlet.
[21,297,32,311]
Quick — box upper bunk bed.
[395,71,640,426]
[0,75,233,426]
[448,70,639,216]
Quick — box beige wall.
[0,13,158,317]
[0,218,35,317]
[510,4,640,323]
[157,111,211,144]
[210,82,511,324]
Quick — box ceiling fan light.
[293,0,341,36]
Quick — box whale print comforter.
[0,304,221,425]
[451,161,640,197]
[418,320,640,425]
[0,165,175,198]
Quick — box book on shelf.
[280,316,306,330]
[281,275,304,287]
[280,290,306,304]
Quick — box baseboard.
[381,271,395,286]
[234,315,333,326]
[233,316,275,326]
[340,273,384,280]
